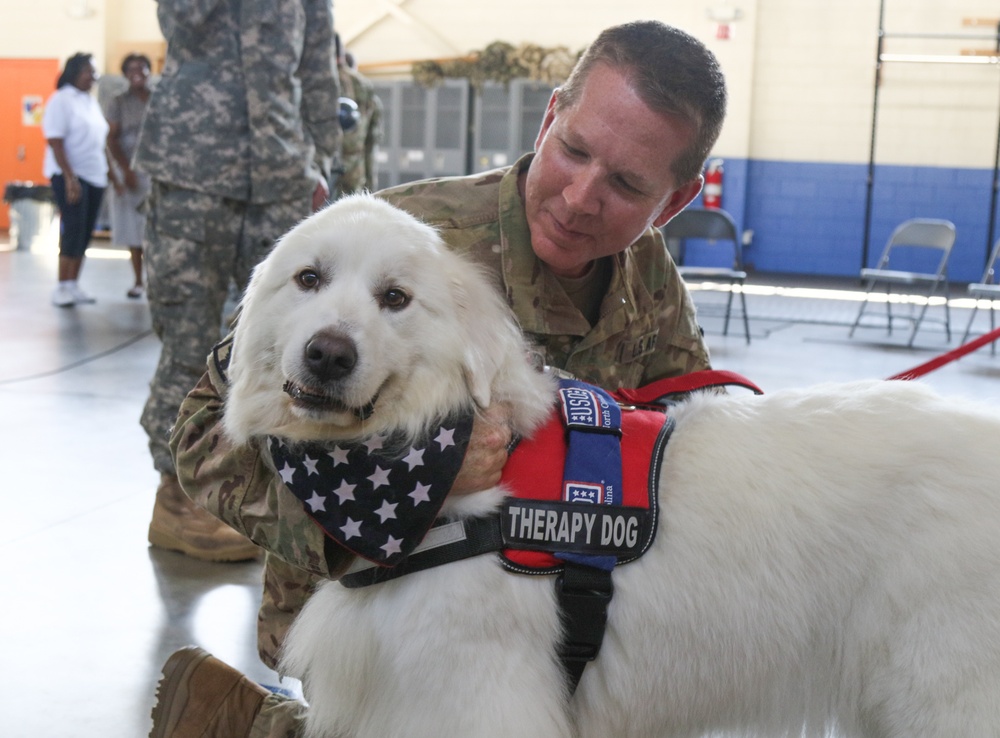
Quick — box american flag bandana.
[268,412,474,566]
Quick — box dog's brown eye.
[381,288,410,310]
[296,269,321,290]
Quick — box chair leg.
[907,300,931,348]
[961,303,979,345]
[885,286,894,336]
[992,306,997,357]
[739,290,750,345]
[722,288,735,336]
[943,287,951,342]
[849,284,875,337]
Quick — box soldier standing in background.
[134,0,341,562]
[333,33,383,197]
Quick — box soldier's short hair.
[556,21,727,186]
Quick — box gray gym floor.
[3,231,999,737]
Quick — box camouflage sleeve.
[169,354,354,580]
[298,0,340,179]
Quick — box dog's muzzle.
[282,380,377,420]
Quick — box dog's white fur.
[228,195,1000,738]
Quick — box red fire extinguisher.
[703,158,723,209]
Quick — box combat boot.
[148,473,260,562]
[150,647,267,738]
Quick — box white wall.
[749,0,1000,168]
[0,0,160,73]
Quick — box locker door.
[429,80,468,177]
[0,58,60,229]
[473,82,513,173]
[371,81,397,190]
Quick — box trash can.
[4,182,56,251]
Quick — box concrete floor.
[3,230,1000,737]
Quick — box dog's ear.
[462,345,495,410]
[448,271,508,410]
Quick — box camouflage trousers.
[141,182,310,475]
[251,694,309,738]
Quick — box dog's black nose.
[304,331,358,382]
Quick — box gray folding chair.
[660,207,750,344]
[848,218,956,347]
[960,237,1000,355]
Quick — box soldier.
[152,20,726,738]
[333,34,383,197]
[134,0,341,562]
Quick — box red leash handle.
[613,369,764,405]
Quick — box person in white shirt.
[43,52,109,307]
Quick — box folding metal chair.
[660,207,750,344]
[960,237,1000,355]
[848,218,956,347]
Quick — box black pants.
[50,174,105,259]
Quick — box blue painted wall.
[703,158,999,284]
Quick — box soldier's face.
[522,63,702,278]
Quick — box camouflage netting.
[412,41,581,88]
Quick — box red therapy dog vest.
[499,398,671,574]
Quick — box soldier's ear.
[652,177,703,229]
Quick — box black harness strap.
[556,562,614,695]
[339,516,502,588]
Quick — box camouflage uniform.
[136,0,340,476]
[333,64,382,196]
[171,154,710,735]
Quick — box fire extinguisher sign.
[703,158,723,209]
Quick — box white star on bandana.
[328,447,350,466]
[306,491,326,512]
[302,455,319,475]
[341,517,363,540]
[279,462,296,484]
[364,435,386,453]
[374,499,398,523]
[435,426,456,449]
[333,480,357,503]
[381,535,403,556]
[402,446,425,470]
[409,482,432,505]
[368,465,391,489]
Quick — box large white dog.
[226,194,1000,738]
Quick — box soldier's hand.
[450,402,513,495]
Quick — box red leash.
[887,325,1000,381]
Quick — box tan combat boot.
[149,647,267,738]
[148,473,260,562]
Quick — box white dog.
[227,194,1000,738]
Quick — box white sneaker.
[52,285,75,307]
[69,283,96,304]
